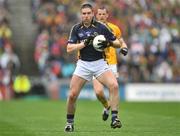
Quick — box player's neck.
[83,23,91,27]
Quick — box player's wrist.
[79,42,85,48]
[107,40,113,47]
[121,46,127,49]
[120,47,128,56]
[83,39,88,46]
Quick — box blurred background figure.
[0,0,19,100]
[13,74,31,98]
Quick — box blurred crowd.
[0,0,21,100]
[32,0,180,83]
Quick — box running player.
[93,6,128,121]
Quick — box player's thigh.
[69,74,87,96]
[93,78,104,94]
[96,70,118,88]
[74,59,93,81]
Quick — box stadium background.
[0,0,180,135]
[0,0,179,101]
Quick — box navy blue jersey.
[68,20,116,61]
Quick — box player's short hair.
[81,3,93,10]
[98,5,109,13]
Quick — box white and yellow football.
[93,35,106,52]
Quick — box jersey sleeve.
[102,24,116,41]
[115,25,121,38]
[107,22,122,39]
[68,25,78,44]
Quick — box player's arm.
[97,37,122,50]
[101,24,122,48]
[118,37,128,56]
[102,23,128,55]
[114,25,128,55]
[118,37,127,49]
[110,25,127,49]
[111,38,121,48]
[67,25,86,53]
[67,42,85,53]
[100,37,123,48]
[67,35,95,53]
[101,36,128,56]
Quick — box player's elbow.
[66,47,71,53]
[66,45,73,53]
[110,39,121,48]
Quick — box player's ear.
[106,13,109,19]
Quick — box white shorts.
[109,64,119,78]
[92,64,118,79]
[73,59,110,81]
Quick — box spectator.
[32,0,180,83]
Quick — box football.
[93,35,106,52]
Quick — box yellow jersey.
[104,22,121,65]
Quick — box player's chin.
[83,20,91,25]
[100,19,104,22]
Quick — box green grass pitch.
[0,100,180,136]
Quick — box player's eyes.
[98,13,105,16]
[82,12,91,15]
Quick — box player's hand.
[120,47,128,56]
[97,39,112,50]
[84,35,95,46]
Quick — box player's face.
[81,7,94,26]
[96,9,108,23]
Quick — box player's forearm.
[119,38,127,49]
[67,42,85,53]
[111,39,122,48]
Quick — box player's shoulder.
[107,22,120,31]
[107,22,121,36]
[93,20,108,29]
[71,22,83,31]
[94,20,114,34]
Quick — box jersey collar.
[81,18,97,28]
